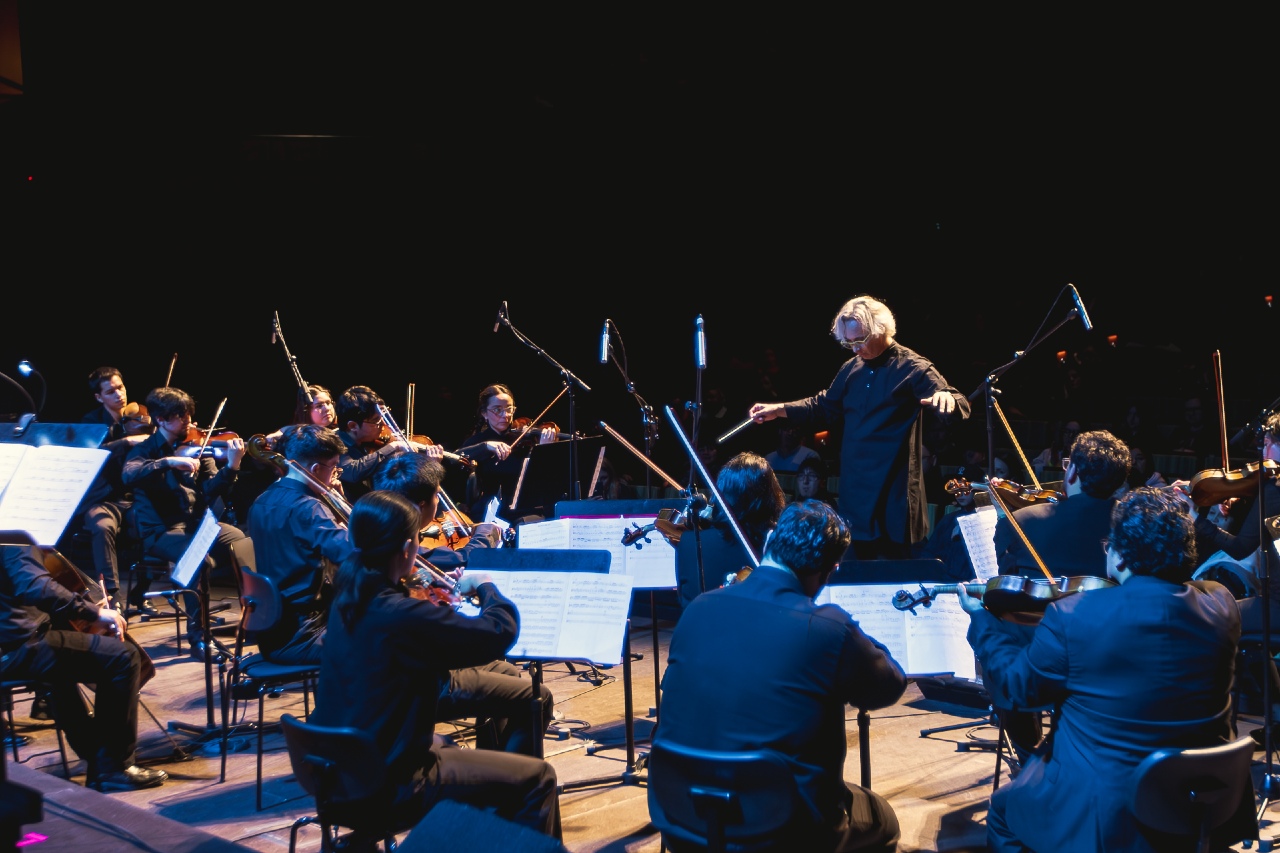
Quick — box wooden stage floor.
[4,580,1279,852]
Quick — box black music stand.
[509,436,606,520]
[0,422,108,449]
[467,549,619,763]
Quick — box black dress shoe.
[129,600,161,619]
[28,692,52,721]
[89,765,168,792]
[188,639,209,661]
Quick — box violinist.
[262,383,339,451]
[673,451,786,610]
[372,453,555,757]
[122,386,248,658]
[993,429,1132,581]
[455,384,558,521]
[312,491,562,841]
[334,385,424,502]
[958,487,1248,853]
[1174,411,1280,632]
[245,425,352,666]
[75,367,151,611]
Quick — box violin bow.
[664,404,760,569]
[507,386,568,451]
[985,482,1056,584]
[1213,350,1229,467]
[164,352,178,388]
[190,397,228,484]
[991,399,1044,491]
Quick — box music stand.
[0,423,108,449]
[165,509,235,751]
[469,549,619,763]
[509,435,606,521]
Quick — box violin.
[945,477,1064,511]
[1187,459,1280,506]
[892,574,1116,619]
[373,404,477,470]
[508,418,577,447]
[176,426,242,460]
[120,401,153,436]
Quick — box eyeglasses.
[363,418,384,427]
[1099,537,1110,556]
[839,331,872,350]
[1061,457,1071,471]
[486,406,516,416]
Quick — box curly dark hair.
[714,451,786,554]
[1108,486,1196,581]
[763,499,851,577]
[1069,429,1131,499]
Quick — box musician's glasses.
[1099,537,1110,556]
[487,406,516,416]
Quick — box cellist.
[0,542,169,792]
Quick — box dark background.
[3,8,1274,489]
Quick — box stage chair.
[1,680,69,779]
[646,738,798,853]
[1129,735,1258,853]
[223,538,319,811]
[281,713,422,853]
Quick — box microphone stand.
[497,306,592,504]
[968,312,1078,482]
[601,320,665,749]
[1253,423,1280,821]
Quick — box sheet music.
[0,444,109,547]
[479,570,634,665]
[819,583,976,679]
[517,516,677,589]
[172,509,221,588]
[957,507,1000,581]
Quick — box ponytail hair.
[332,491,421,629]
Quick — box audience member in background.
[1030,418,1082,483]
[1112,400,1167,457]
[674,451,785,610]
[1125,445,1167,492]
[590,456,630,500]
[789,457,833,506]
[1168,395,1222,465]
[764,422,821,474]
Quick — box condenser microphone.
[1069,283,1093,332]
[695,315,706,369]
[493,301,507,334]
[599,320,611,364]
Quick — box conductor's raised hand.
[921,391,957,415]
[750,402,784,423]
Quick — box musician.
[455,384,557,521]
[121,386,248,658]
[334,385,421,502]
[993,429,1132,580]
[673,451,785,611]
[262,383,339,450]
[76,367,150,611]
[959,487,1248,853]
[245,425,352,666]
[1175,410,1280,632]
[749,295,969,559]
[312,491,561,840]
[0,543,168,791]
[372,453,554,756]
[658,500,904,853]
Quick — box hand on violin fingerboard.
[472,522,504,547]
[537,426,558,445]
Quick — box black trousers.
[0,629,141,777]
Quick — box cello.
[42,547,157,686]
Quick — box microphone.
[599,319,611,365]
[493,301,507,333]
[1069,283,1093,332]
[695,315,706,369]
